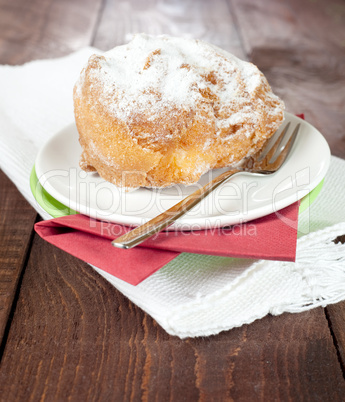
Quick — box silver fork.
[112,122,300,249]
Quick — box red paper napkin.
[34,201,299,285]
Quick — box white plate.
[35,112,330,230]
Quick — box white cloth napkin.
[1,49,345,338]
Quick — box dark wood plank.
[93,0,245,59]
[0,0,104,64]
[326,302,345,373]
[0,171,37,345]
[0,235,344,400]
[192,309,345,401]
[230,0,345,158]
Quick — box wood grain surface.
[0,0,345,400]
[1,235,345,401]
[0,0,103,64]
[231,0,345,157]
[0,171,37,346]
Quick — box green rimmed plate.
[30,165,78,218]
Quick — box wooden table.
[1,0,345,400]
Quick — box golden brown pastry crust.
[74,34,284,188]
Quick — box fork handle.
[112,167,242,249]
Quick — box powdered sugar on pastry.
[74,34,284,188]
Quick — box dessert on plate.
[74,34,284,188]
